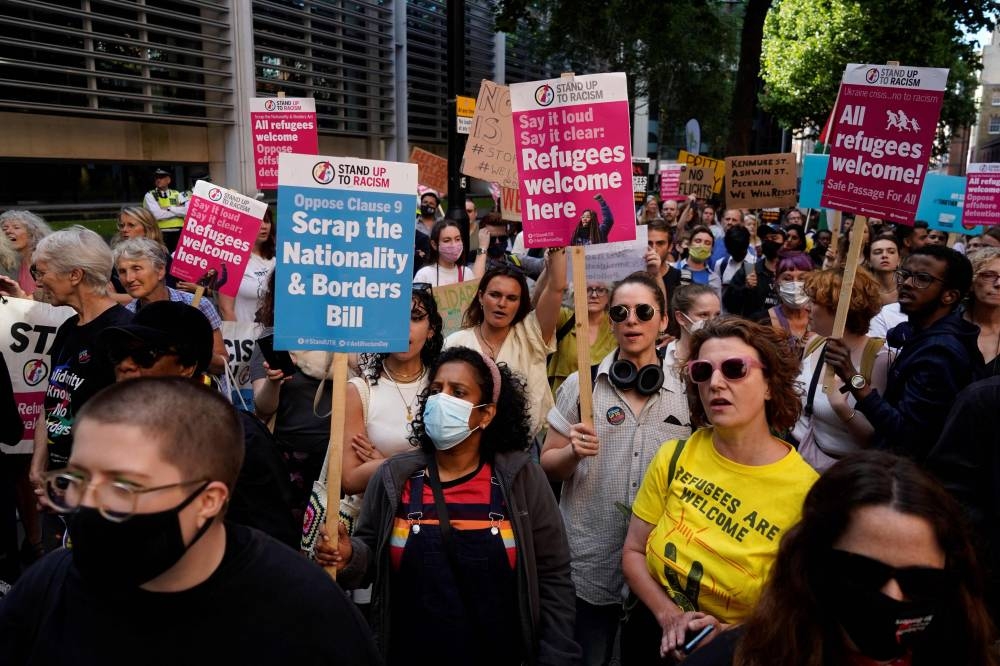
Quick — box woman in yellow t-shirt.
[621,317,818,663]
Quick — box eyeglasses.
[894,269,946,289]
[107,344,179,369]
[29,264,48,281]
[587,286,609,296]
[829,550,950,602]
[976,270,1000,284]
[412,282,432,293]
[43,470,208,522]
[609,304,658,322]
[686,356,766,383]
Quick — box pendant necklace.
[383,363,425,422]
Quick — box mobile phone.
[683,625,715,654]
[256,335,297,376]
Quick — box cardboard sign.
[820,63,948,224]
[275,153,416,352]
[432,280,481,338]
[510,72,636,247]
[170,181,268,298]
[0,298,74,454]
[677,150,725,194]
[249,97,319,190]
[725,153,797,209]
[409,147,448,194]
[963,163,1000,227]
[461,81,517,189]
[679,163,715,199]
[659,163,686,201]
[915,173,977,233]
[633,158,650,204]
[501,186,521,222]
[799,154,830,209]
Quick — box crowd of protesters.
[0,174,998,666]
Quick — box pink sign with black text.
[170,181,269,298]
[250,97,319,190]
[963,163,1000,227]
[821,64,948,224]
[510,73,635,248]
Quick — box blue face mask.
[423,392,486,451]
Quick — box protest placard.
[456,95,475,134]
[633,158,650,205]
[566,225,648,285]
[963,163,1000,227]
[659,164,685,201]
[677,150,725,194]
[275,153,417,353]
[170,181,268,298]
[799,154,830,209]
[249,97,319,190]
[410,147,448,194]
[725,153,797,209]
[679,164,715,199]
[500,186,521,222]
[916,174,975,233]
[510,72,636,247]
[461,81,518,189]
[222,321,257,412]
[0,298,74,454]
[432,280,481,338]
[820,63,948,223]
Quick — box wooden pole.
[824,217,868,393]
[570,246,593,426]
[323,352,348,579]
[191,285,205,309]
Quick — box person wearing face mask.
[541,273,692,666]
[766,251,815,357]
[678,226,715,285]
[665,284,721,367]
[413,219,486,286]
[684,451,998,666]
[0,378,381,664]
[709,226,754,310]
[329,346,580,665]
[413,190,441,274]
[722,225,785,319]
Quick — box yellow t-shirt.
[632,427,818,623]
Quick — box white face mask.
[778,280,810,308]
[679,312,709,334]
[422,392,485,450]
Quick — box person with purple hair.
[765,251,815,358]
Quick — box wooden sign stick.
[827,210,843,267]
[571,246,593,426]
[824,216,868,394]
[191,286,205,309]
[323,352,349,579]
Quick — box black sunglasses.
[829,549,951,602]
[608,304,658,323]
[108,345,178,369]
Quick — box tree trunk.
[726,0,772,156]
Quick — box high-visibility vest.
[150,189,185,229]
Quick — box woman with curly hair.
[685,451,998,666]
[341,285,444,494]
[621,317,818,663]
[327,346,581,665]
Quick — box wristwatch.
[849,373,867,391]
[475,248,487,256]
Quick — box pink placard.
[963,163,1000,227]
[659,164,685,201]
[170,181,269,297]
[250,97,319,190]
[510,73,636,248]
[821,64,948,224]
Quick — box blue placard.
[799,154,829,209]
[275,154,417,352]
[916,173,982,234]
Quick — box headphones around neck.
[609,350,665,396]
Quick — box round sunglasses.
[608,304,659,323]
[686,356,766,383]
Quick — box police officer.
[143,168,188,253]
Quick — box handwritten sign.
[678,150,724,194]
[461,81,517,190]
[409,147,448,194]
[432,280,481,338]
[725,153,797,209]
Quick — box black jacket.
[721,261,777,320]
[857,310,984,461]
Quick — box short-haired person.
[143,168,188,252]
[709,226,753,309]
[621,318,818,662]
[685,451,998,666]
[0,378,381,663]
[807,229,832,268]
[661,199,678,226]
[722,225,784,319]
[826,245,985,462]
[114,238,227,375]
[645,220,684,337]
[766,251,814,355]
[896,219,930,260]
[709,209,749,266]
[925,229,948,246]
[678,225,714,285]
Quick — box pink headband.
[481,353,501,403]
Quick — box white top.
[444,311,556,437]
[867,302,906,339]
[234,253,275,323]
[413,262,473,287]
[366,372,427,457]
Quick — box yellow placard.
[456,95,476,118]
[677,150,725,194]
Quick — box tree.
[760,0,997,154]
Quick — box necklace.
[382,364,425,422]
[477,324,503,359]
[382,358,423,382]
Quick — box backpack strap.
[860,337,885,383]
[667,438,688,487]
[804,334,827,358]
[556,313,576,345]
[680,268,693,285]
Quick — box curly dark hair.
[461,265,532,329]
[360,287,444,385]
[255,269,275,327]
[686,316,802,432]
[409,346,532,456]
[735,451,997,666]
[258,207,276,260]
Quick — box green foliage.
[760,0,994,154]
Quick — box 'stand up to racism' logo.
[264,99,277,111]
[534,84,555,107]
[22,359,47,387]
[866,68,881,84]
[312,161,336,184]
[208,187,224,202]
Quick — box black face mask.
[761,239,783,260]
[420,204,437,217]
[487,235,509,258]
[830,584,937,660]
[69,482,213,589]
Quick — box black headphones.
[609,350,665,396]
